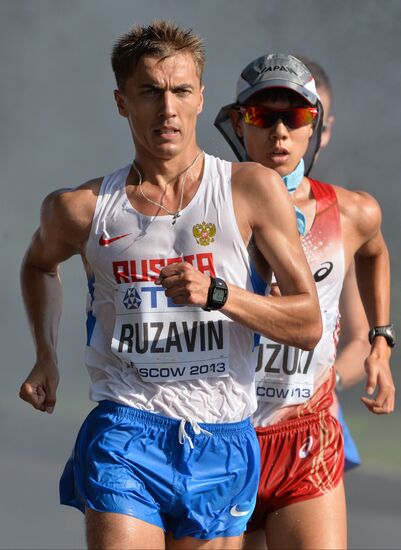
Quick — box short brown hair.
[111,20,206,90]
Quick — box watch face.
[213,287,226,302]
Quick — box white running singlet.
[84,154,259,423]
[253,179,345,426]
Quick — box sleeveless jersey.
[84,154,258,423]
[253,179,345,426]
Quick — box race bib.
[255,341,316,404]
[111,282,230,382]
[255,310,338,405]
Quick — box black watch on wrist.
[203,277,229,311]
[368,324,396,348]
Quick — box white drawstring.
[178,418,213,449]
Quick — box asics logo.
[230,505,251,517]
[299,436,314,459]
[314,262,333,282]
[99,233,131,246]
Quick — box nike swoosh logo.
[99,233,131,246]
[230,505,251,517]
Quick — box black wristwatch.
[203,277,229,311]
[368,324,396,348]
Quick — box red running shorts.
[248,410,344,531]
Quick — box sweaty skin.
[232,93,394,550]
[19,51,322,550]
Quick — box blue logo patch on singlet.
[123,287,142,309]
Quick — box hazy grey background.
[1,1,400,548]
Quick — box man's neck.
[133,145,203,188]
[292,177,316,233]
[292,176,313,205]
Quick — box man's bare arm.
[339,188,395,414]
[19,184,98,412]
[230,163,321,349]
[356,232,394,414]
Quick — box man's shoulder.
[333,185,380,214]
[231,160,277,177]
[229,161,296,232]
[44,177,101,211]
[231,161,284,193]
[333,185,382,232]
[41,177,103,236]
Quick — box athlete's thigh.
[265,480,347,550]
[86,509,165,550]
[243,529,266,550]
[166,532,243,549]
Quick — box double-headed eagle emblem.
[192,222,216,246]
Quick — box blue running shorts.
[337,402,361,471]
[59,400,260,540]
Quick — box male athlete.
[19,25,321,550]
[215,53,395,549]
[299,55,367,471]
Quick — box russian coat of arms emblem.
[192,222,216,246]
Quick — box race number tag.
[255,341,315,404]
[255,311,337,405]
[111,282,230,382]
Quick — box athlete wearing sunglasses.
[215,53,394,550]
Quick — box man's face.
[114,52,204,160]
[232,93,314,177]
[318,85,335,149]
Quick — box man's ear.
[229,108,244,138]
[114,89,128,118]
[320,114,335,149]
[197,84,205,114]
